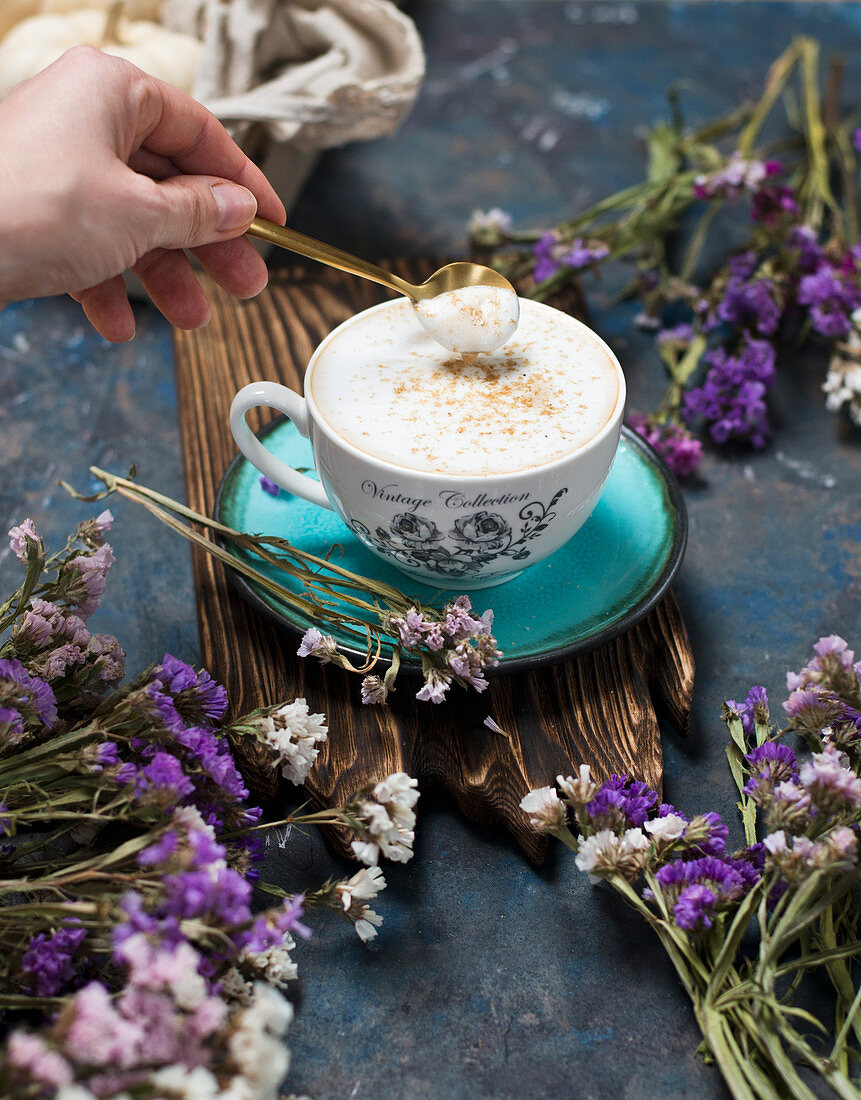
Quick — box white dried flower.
[520,786,567,833]
[350,772,419,865]
[574,828,650,881]
[220,966,254,1006]
[469,207,512,233]
[824,328,861,424]
[645,813,688,843]
[151,1065,221,1100]
[336,866,387,941]
[228,984,293,1098]
[557,765,595,806]
[258,699,328,785]
[242,937,298,989]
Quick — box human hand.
[0,46,286,341]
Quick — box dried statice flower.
[361,675,389,706]
[240,937,299,989]
[21,923,87,998]
[347,772,419,865]
[798,744,861,814]
[650,855,760,932]
[557,765,597,808]
[469,207,513,246]
[335,865,387,942]
[824,313,861,424]
[683,335,776,447]
[56,544,116,619]
[296,627,341,664]
[765,780,814,833]
[682,812,730,857]
[743,742,798,800]
[574,827,651,882]
[584,774,659,831]
[390,596,500,705]
[713,254,782,336]
[7,518,44,564]
[627,414,703,478]
[763,826,858,882]
[693,154,781,199]
[0,657,58,746]
[531,231,608,282]
[797,258,861,338]
[5,1031,72,1089]
[230,699,328,786]
[519,787,568,834]
[644,812,688,845]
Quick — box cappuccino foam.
[309,298,620,476]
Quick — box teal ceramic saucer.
[214,421,687,673]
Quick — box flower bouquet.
[521,635,861,1099]
[471,37,861,476]
[0,513,422,1097]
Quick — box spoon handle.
[247,217,417,300]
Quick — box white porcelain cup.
[229,299,626,589]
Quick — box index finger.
[133,72,286,226]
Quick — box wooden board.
[173,263,695,863]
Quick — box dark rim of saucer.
[213,421,688,676]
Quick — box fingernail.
[212,183,257,232]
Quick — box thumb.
[139,174,258,251]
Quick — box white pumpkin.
[0,0,160,41]
[0,1,42,40]
[0,7,201,100]
[43,0,160,16]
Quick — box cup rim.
[303,296,627,483]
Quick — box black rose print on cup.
[450,512,512,551]
[349,488,569,578]
[386,513,443,547]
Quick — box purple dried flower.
[0,658,58,734]
[135,752,195,804]
[151,655,228,728]
[654,854,760,924]
[716,270,781,336]
[259,476,280,497]
[798,745,861,812]
[137,831,179,867]
[797,261,861,338]
[686,811,730,857]
[656,323,695,347]
[563,238,609,269]
[61,544,115,618]
[751,184,798,226]
[743,741,798,798]
[8,519,43,563]
[674,883,718,932]
[533,232,562,283]
[627,415,703,478]
[683,336,775,447]
[21,924,87,997]
[586,774,659,830]
[361,675,389,705]
[297,627,340,664]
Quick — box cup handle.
[229,382,332,510]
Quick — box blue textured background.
[2,3,861,1097]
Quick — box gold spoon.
[247,217,515,302]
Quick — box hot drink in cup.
[230,296,625,589]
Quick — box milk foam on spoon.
[413,284,520,355]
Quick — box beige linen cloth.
[162,0,425,208]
